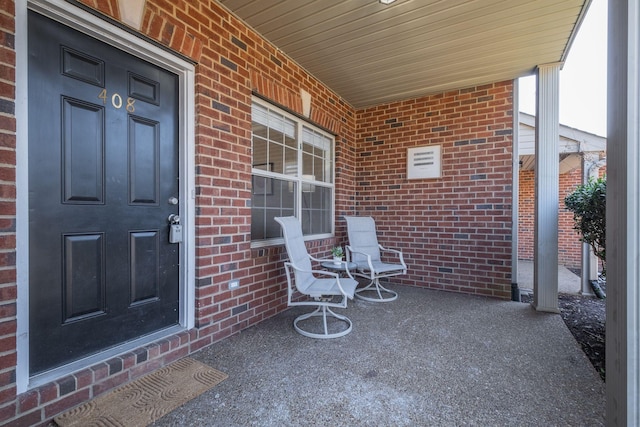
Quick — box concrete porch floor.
[517,260,581,294]
[153,285,604,426]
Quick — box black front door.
[28,11,181,375]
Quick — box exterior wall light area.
[379,0,397,4]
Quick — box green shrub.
[564,176,606,274]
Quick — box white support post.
[607,0,640,424]
[511,79,520,301]
[533,63,561,313]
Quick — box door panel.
[61,47,105,86]
[62,97,105,203]
[129,116,160,205]
[28,11,180,375]
[63,233,105,322]
[130,231,160,304]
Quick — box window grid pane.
[301,186,331,235]
[251,178,297,240]
[251,100,334,242]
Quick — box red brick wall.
[2,1,357,424]
[519,168,588,268]
[558,169,583,267]
[518,166,607,269]
[518,170,535,262]
[355,83,514,298]
[0,1,517,424]
[0,0,17,422]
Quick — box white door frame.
[15,0,195,392]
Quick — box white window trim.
[251,97,335,247]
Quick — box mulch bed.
[520,276,606,381]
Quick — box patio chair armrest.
[308,256,357,279]
[379,245,407,269]
[284,262,313,275]
[297,263,354,297]
[311,268,339,278]
[345,245,375,273]
[308,254,334,264]
[286,262,340,278]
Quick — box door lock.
[168,214,182,243]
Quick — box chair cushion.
[305,277,358,299]
[355,260,404,274]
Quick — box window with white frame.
[251,98,334,243]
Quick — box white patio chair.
[345,216,407,302]
[275,216,358,338]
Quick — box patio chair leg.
[322,306,328,335]
[293,305,353,339]
[355,278,398,302]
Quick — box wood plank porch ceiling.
[219,0,590,109]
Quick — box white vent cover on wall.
[407,145,442,179]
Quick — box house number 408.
[98,89,136,113]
